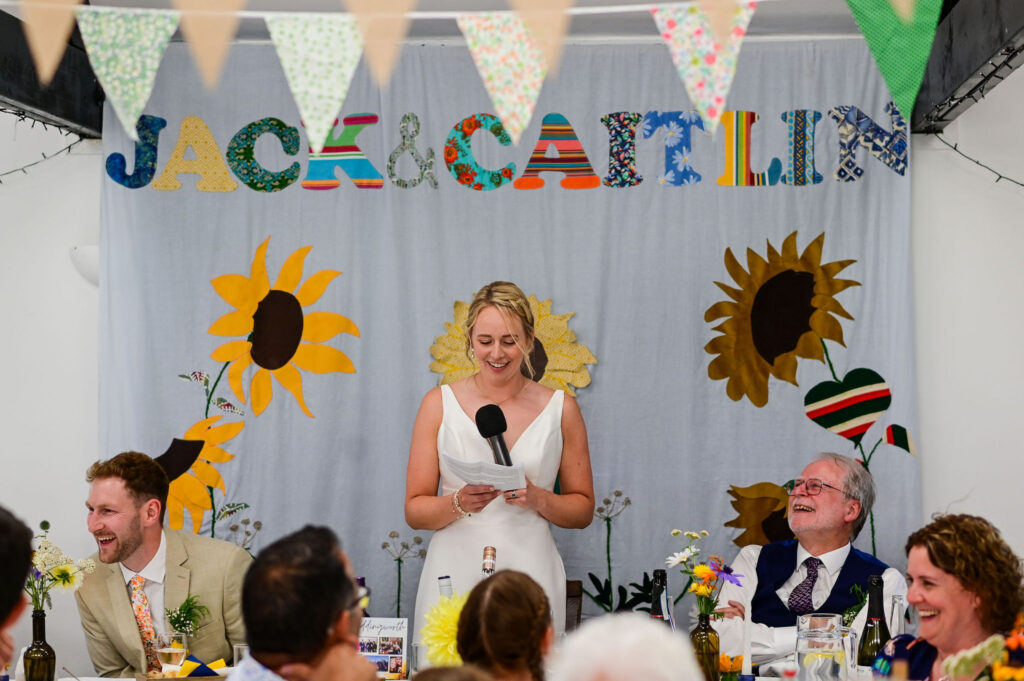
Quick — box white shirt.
[120,530,168,637]
[715,542,907,662]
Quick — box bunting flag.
[888,0,916,22]
[265,13,364,155]
[76,6,180,141]
[342,0,415,88]
[19,0,83,86]
[844,0,941,117]
[457,13,548,145]
[172,0,246,90]
[509,0,574,75]
[885,424,917,455]
[699,0,741,47]
[651,2,757,135]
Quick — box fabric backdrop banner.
[99,39,919,622]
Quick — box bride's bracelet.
[451,488,469,518]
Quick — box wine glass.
[155,633,188,668]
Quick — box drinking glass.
[796,613,843,681]
[155,633,188,668]
[233,643,250,667]
[838,626,858,681]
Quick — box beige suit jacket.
[75,529,252,677]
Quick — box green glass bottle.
[857,575,891,667]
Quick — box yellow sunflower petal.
[228,354,253,404]
[745,247,770,282]
[714,281,745,302]
[795,331,826,361]
[798,232,825,267]
[211,340,252,362]
[272,364,315,418]
[812,294,854,321]
[202,419,244,446]
[184,416,221,439]
[781,231,803,263]
[191,460,225,492]
[291,343,356,374]
[273,245,312,293]
[820,259,857,278]
[208,309,255,337]
[294,269,341,306]
[705,300,739,323]
[302,312,361,342]
[211,273,257,310]
[771,351,799,385]
[166,495,185,530]
[723,248,751,289]
[251,369,273,415]
[250,238,271,299]
[171,474,214,508]
[810,310,845,346]
[199,444,235,464]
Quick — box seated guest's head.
[0,505,33,665]
[413,665,493,681]
[784,452,875,552]
[906,514,1024,656]
[457,570,553,681]
[85,451,168,569]
[548,613,701,681]
[242,525,366,669]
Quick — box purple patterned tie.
[787,557,822,615]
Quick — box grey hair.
[547,613,701,681]
[815,452,875,540]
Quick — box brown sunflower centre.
[750,269,815,364]
[250,290,304,370]
[522,339,548,381]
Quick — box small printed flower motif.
[680,111,700,124]
[657,171,676,185]
[672,150,689,172]
[664,121,684,147]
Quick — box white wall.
[3,59,1024,675]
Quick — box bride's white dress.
[412,384,566,641]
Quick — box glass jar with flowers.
[666,529,744,681]
[24,521,96,681]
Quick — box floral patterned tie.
[787,557,822,615]
[129,575,161,672]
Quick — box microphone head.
[475,404,508,438]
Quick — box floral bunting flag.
[265,13,364,155]
[171,0,247,90]
[342,0,416,88]
[698,0,741,46]
[652,2,756,136]
[845,0,941,117]
[19,0,83,86]
[75,6,180,141]
[509,0,574,75]
[456,13,547,145]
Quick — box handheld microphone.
[475,404,513,466]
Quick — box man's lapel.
[164,530,192,620]
[103,562,146,670]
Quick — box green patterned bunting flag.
[885,424,917,455]
[844,0,941,117]
[75,6,180,141]
[265,13,364,155]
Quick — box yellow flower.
[689,582,714,598]
[720,654,744,673]
[684,531,701,540]
[693,564,717,583]
[160,416,243,532]
[671,529,682,536]
[209,237,359,417]
[429,295,596,396]
[421,592,469,667]
[48,564,82,591]
[704,232,859,407]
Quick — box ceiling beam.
[0,10,103,138]
[913,0,1024,132]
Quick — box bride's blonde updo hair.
[464,281,536,378]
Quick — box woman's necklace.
[474,373,529,405]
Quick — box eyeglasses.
[350,585,370,612]
[782,478,850,497]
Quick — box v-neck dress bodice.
[412,384,566,641]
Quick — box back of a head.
[413,665,494,681]
[242,525,353,662]
[86,451,170,522]
[548,613,702,681]
[0,506,33,622]
[457,571,551,681]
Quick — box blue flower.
[657,170,676,185]
[672,150,690,172]
[664,121,684,147]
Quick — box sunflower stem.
[605,516,613,591]
[854,440,877,556]
[205,362,231,418]
[820,340,840,382]
[865,438,882,467]
[396,557,403,618]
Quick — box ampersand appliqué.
[387,112,438,189]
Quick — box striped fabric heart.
[804,368,891,444]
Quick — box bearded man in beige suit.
[75,452,252,677]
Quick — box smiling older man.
[715,453,907,666]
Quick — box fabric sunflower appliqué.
[704,231,860,407]
[421,592,469,666]
[429,294,596,395]
[208,237,360,417]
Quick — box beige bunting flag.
[699,0,741,46]
[509,0,573,75]
[342,0,416,88]
[172,0,246,90]
[19,0,83,85]
[888,0,916,22]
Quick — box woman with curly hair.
[456,571,554,681]
[874,514,1024,680]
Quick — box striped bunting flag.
[804,368,892,444]
[885,424,916,455]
